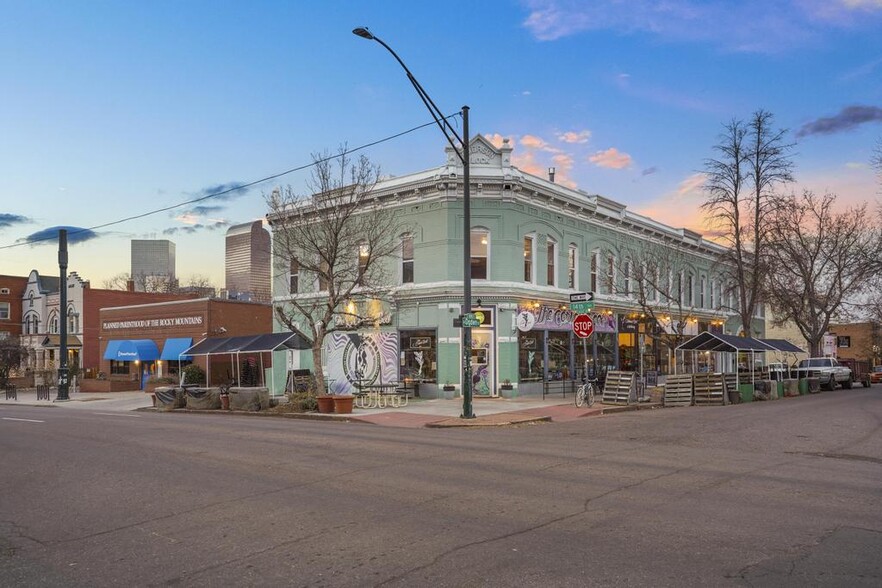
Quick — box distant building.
[225,221,270,302]
[0,274,28,340]
[20,269,196,377]
[131,239,176,291]
[829,321,881,366]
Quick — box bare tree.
[873,137,882,193]
[101,273,131,290]
[0,336,27,389]
[609,238,710,364]
[765,190,878,356]
[267,149,402,395]
[702,110,794,337]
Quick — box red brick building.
[0,274,28,340]
[98,297,272,389]
[829,321,881,366]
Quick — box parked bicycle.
[575,377,598,407]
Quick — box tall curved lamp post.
[353,27,474,419]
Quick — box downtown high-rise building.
[225,221,270,302]
[131,239,176,292]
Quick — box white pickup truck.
[793,357,853,390]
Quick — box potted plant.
[500,379,513,391]
[332,393,355,414]
[316,394,335,413]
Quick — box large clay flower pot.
[333,395,354,414]
[316,395,335,414]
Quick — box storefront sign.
[519,305,617,333]
[618,316,639,333]
[516,311,536,332]
[102,316,204,330]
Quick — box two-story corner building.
[20,269,199,377]
[0,275,28,341]
[269,136,758,398]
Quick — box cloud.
[589,147,633,169]
[186,205,225,216]
[489,132,579,187]
[19,226,100,246]
[521,134,562,153]
[0,213,32,230]
[796,105,882,138]
[556,130,591,144]
[188,181,251,202]
[634,173,715,237]
[521,0,882,53]
[641,166,659,176]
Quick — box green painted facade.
[269,136,763,397]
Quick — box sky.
[1,0,881,288]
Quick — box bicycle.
[575,378,598,407]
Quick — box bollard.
[4,385,17,400]
[36,385,50,401]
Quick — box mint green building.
[270,137,760,398]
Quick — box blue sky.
[1,0,881,287]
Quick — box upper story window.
[289,259,300,294]
[357,242,370,286]
[523,236,534,283]
[317,260,330,292]
[546,237,557,287]
[590,250,599,292]
[623,259,633,298]
[470,229,489,280]
[29,293,34,308]
[606,253,615,294]
[677,272,684,305]
[0,287,9,295]
[700,276,706,308]
[0,302,9,320]
[49,314,59,334]
[567,244,577,289]
[401,235,414,284]
[686,273,695,306]
[67,308,78,333]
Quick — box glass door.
[470,329,495,397]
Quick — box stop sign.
[573,314,594,338]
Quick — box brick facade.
[0,275,27,339]
[829,322,882,365]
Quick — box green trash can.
[739,383,754,403]
[798,378,809,395]
[775,381,784,399]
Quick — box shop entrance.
[470,329,495,397]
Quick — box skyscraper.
[225,221,270,302]
[131,239,176,292]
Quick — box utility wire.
[0,112,462,251]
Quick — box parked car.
[869,366,882,385]
[838,358,872,387]
[793,357,853,390]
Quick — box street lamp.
[353,26,475,419]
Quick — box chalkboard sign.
[645,370,658,386]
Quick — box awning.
[183,332,312,357]
[41,334,83,348]
[103,339,160,361]
[675,331,775,353]
[160,337,194,361]
[760,338,805,353]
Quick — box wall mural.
[325,332,398,394]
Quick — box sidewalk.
[0,388,658,427]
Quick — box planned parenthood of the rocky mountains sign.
[102,316,204,329]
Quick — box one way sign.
[569,292,594,303]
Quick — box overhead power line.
[0,113,462,251]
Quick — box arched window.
[289,259,300,294]
[401,234,414,284]
[590,249,599,292]
[623,259,633,298]
[567,244,578,289]
[470,228,489,280]
[546,237,557,287]
[523,235,535,283]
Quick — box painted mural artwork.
[518,305,617,333]
[325,332,398,394]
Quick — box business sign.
[102,316,204,330]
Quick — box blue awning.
[103,340,122,360]
[105,339,160,361]
[160,337,193,361]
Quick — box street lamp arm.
[353,27,465,164]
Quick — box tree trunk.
[311,344,326,395]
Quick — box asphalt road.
[1,389,880,587]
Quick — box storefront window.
[546,331,570,380]
[399,330,436,382]
[518,332,542,382]
[110,360,129,376]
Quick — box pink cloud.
[588,147,633,169]
[557,130,591,144]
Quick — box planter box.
[499,386,517,399]
[229,388,270,411]
[186,388,221,410]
